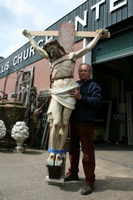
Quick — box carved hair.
[43,39,66,62]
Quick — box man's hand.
[70,88,82,100]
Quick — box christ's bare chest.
[51,57,75,78]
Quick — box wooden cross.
[29,22,110,53]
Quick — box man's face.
[78,65,91,81]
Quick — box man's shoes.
[81,184,94,195]
[64,173,79,182]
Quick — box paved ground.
[0,143,133,200]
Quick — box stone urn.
[0,120,6,140]
[11,121,29,152]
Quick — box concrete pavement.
[0,143,133,200]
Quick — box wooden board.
[29,30,110,38]
[58,22,75,52]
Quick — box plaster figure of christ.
[22,28,106,166]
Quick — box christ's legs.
[55,107,72,166]
[47,99,73,166]
[47,98,62,166]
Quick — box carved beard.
[51,51,62,62]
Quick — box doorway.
[93,55,133,144]
[126,92,133,145]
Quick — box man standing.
[65,63,102,195]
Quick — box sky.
[0,0,87,59]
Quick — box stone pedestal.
[0,99,26,148]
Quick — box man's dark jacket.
[70,79,102,123]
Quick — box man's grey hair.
[78,63,92,72]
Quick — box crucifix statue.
[22,22,110,167]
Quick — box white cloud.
[2,0,28,14]
[3,42,24,58]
